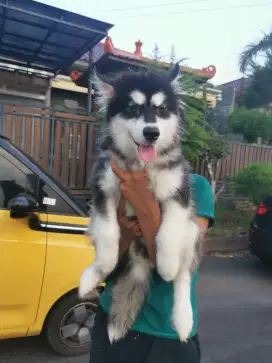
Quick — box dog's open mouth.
[137,144,157,163]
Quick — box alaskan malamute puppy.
[79,64,200,343]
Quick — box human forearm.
[138,215,208,266]
[194,216,209,241]
[118,215,141,259]
[136,207,161,266]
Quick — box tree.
[153,43,161,61]
[228,108,272,143]
[239,30,272,73]
[238,57,272,112]
[233,164,272,205]
[201,134,230,199]
[182,97,210,160]
[181,93,230,199]
[238,30,272,112]
[169,44,176,64]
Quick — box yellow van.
[0,135,98,356]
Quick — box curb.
[204,236,248,255]
[205,248,249,257]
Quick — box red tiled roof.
[79,36,216,79]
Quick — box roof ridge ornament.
[134,39,143,57]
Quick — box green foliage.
[239,31,272,110]
[208,204,252,237]
[182,102,210,160]
[179,72,201,94]
[182,107,229,162]
[241,57,272,110]
[239,30,272,73]
[228,108,272,143]
[233,164,272,205]
[183,94,207,112]
[182,90,229,162]
[202,133,230,161]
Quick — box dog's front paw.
[156,229,183,282]
[173,299,193,342]
[78,266,101,299]
[107,323,126,344]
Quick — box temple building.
[66,36,222,110]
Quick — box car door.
[0,147,47,336]
[31,177,94,331]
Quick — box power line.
[116,2,272,19]
[94,0,210,13]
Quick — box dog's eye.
[155,104,168,117]
[126,103,141,117]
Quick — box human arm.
[112,162,214,265]
[117,196,142,258]
[193,174,215,240]
[111,159,161,265]
[194,216,209,241]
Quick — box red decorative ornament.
[104,36,114,53]
[200,65,216,77]
[70,70,82,81]
[134,39,143,57]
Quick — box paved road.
[1,254,272,363]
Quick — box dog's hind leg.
[156,199,191,282]
[79,197,120,299]
[172,219,199,342]
[107,242,152,343]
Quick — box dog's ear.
[168,62,181,83]
[93,68,115,107]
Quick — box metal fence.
[0,102,101,195]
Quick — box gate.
[0,102,101,197]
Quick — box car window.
[37,180,79,216]
[0,150,38,210]
[0,146,81,216]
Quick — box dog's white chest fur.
[102,162,183,202]
[148,166,184,201]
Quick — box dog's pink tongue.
[138,145,157,163]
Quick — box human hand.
[117,195,142,258]
[111,158,161,265]
[110,159,159,217]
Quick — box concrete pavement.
[198,255,272,363]
[0,254,272,363]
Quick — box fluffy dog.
[79,64,200,344]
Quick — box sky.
[38,0,272,85]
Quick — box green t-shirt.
[100,174,215,339]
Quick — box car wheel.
[44,291,99,356]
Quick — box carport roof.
[0,0,113,74]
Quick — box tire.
[44,291,100,356]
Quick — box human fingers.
[110,158,130,182]
[117,195,126,218]
[111,157,147,182]
[131,223,142,236]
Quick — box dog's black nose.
[143,127,160,142]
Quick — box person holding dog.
[89,159,214,363]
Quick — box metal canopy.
[0,0,113,74]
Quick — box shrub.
[233,164,272,205]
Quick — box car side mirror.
[9,193,39,219]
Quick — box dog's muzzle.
[143,126,160,143]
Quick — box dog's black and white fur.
[79,64,200,344]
